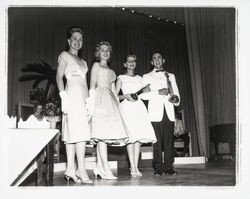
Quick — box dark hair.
[95,41,112,61]
[124,54,136,63]
[151,51,163,61]
[67,26,84,39]
[33,104,43,113]
[150,51,165,71]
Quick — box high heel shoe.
[136,169,142,177]
[104,173,117,180]
[93,166,106,179]
[102,168,117,180]
[130,168,138,178]
[64,171,81,185]
[75,170,93,184]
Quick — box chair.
[16,101,34,127]
[210,123,235,160]
[174,109,192,157]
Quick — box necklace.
[99,62,109,68]
[68,51,81,61]
[125,73,135,77]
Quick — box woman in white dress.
[116,54,157,177]
[87,41,128,180]
[56,26,92,184]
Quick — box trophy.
[165,72,179,103]
[130,84,151,100]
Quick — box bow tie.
[155,70,170,78]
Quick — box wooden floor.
[21,159,236,186]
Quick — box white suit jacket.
[141,69,180,122]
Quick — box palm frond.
[50,70,58,84]
[21,64,50,75]
[32,79,45,88]
[40,60,53,71]
[19,74,46,82]
[21,60,52,74]
[19,60,59,105]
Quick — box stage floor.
[21,159,236,186]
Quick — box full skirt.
[91,87,129,146]
[119,99,157,144]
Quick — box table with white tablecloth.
[8,128,59,186]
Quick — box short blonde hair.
[95,41,112,61]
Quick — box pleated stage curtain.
[184,8,236,156]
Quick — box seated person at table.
[24,104,50,128]
[27,104,45,120]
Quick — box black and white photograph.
[0,0,250,198]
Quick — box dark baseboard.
[118,159,153,169]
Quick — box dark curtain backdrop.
[184,8,236,156]
[8,7,198,155]
[131,7,236,157]
[185,8,236,126]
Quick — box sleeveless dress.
[58,51,91,144]
[91,64,129,146]
[117,75,157,144]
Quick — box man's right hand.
[158,88,169,96]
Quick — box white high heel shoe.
[64,171,81,185]
[75,170,93,184]
[136,169,142,177]
[130,168,138,178]
[104,169,117,180]
[104,174,117,180]
[93,166,106,179]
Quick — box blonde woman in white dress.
[116,54,157,177]
[87,41,128,180]
[56,26,92,184]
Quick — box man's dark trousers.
[152,110,175,173]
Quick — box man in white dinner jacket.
[142,52,180,175]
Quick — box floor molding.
[54,156,206,172]
[174,156,206,164]
[141,151,206,164]
[140,145,206,164]
[55,146,205,172]
[54,157,117,172]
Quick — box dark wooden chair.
[210,123,236,160]
[174,109,192,157]
[16,101,34,125]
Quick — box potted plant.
[20,60,61,128]
[28,87,61,128]
[19,60,58,102]
[44,98,61,128]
